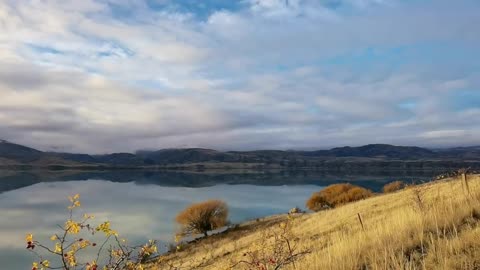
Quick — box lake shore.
[146,174,480,270]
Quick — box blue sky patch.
[145,0,245,20]
[26,44,63,55]
[450,90,480,111]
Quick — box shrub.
[25,194,158,270]
[306,183,373,212]
[175,199,228,237]
[230,217,310,269]
[383,180,406,193]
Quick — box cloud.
[0,0,479,152]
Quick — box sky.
[0,0,479,153]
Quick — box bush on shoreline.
[306,183,374,212]
[382,180,406,193]
[175,200,229,238]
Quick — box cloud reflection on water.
[0,180,318,269]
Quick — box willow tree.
[175,200,228,237]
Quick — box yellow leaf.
[25,233,33,242]
[65,220,81,234]
[54,242,62,253]
[41,260,50,267]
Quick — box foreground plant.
[230,215,310,270]
[25,194,158,270]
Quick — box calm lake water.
[0,170,436,269]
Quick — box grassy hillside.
[148,175,480,269]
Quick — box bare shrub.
[230,216,310,269]
[306,183,374,212]
[175,200,228,237]
[411,186,426,212]
[383,181,406,193]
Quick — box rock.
[289,207,303,214]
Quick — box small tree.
[306,183,373,212]
[383,180,406,193]
[25,194,158,270]
[175,200,228,237]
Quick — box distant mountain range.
[1,140,480,170]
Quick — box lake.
[0,170,437,269]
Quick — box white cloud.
[0,0,479,152]
[420,130,468,139]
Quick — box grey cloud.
[203,0,480,75]
[1,61,479,152]
[0,0,479,152]
[0,69,48,91]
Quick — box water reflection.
[0,169,436,194]
[0,180,318,269]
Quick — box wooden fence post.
[463,173,471,195]
[357,213,365,231]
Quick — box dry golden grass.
[147,174,480,270]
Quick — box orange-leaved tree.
[306,183,373,212]
[382,180,406,193]
[175,200,228,238]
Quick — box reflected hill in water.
[0,169,439,194]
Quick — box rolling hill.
[1,140,480,170]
